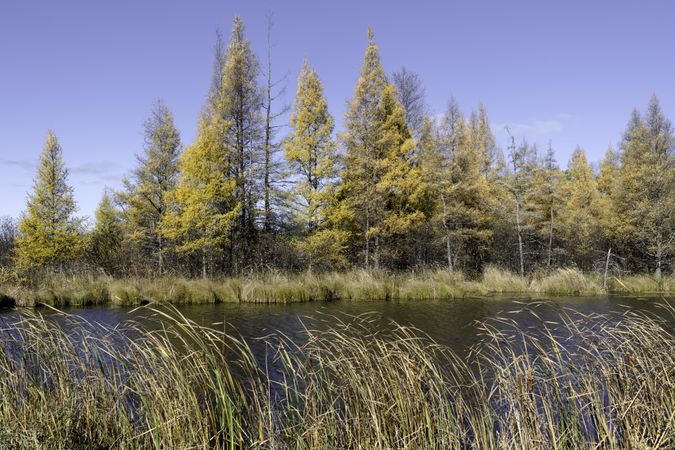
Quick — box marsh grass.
[0,304,672,449]
[473,304,675,449]
[608,273,675,295]
[0,268,672,307]
[480,265,529,293]
[0,306,263,449]
[530,267,604,295]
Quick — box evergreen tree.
[595,146,620,258]
[16,131,82,270]
[284,60,342,269]
[435,102,492,272]
[529,142,564,267]
[434,98,466,270]
[210,16,264,269]
[562,147,601,269]
[467,103,497,177]
[597,146,620,197]
[162,116,239,277]
[414,116,443,266]
[339,31,429,269]
[505,135,536,276]
[88,192,123,275]
[339,29,388,268]
[418,117,441,170]
[615,96,675,276]
[118,100,181,275]
[376,84,429,268]
[438,97,465,157]
[643,95,675,277]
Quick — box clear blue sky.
[1,0,673,220]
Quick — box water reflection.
[2,295,671,363]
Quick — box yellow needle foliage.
[15,131,83,271]
[162,116,240,263]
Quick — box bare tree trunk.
[546,206,554,268]
[263,17,273,232]
[307,163,315,233]
[158,233,163,276]
[238,121,246,231]
[364,211,370,269]
[366,180,372,270]
[655,232,662,279]
[440,193,453,271]
[261,13,289,234]
[374,236,380,271]
[507,129,525,277]
[603,247,612,290]
[202,250,207,279]
[446,237,453,271]
[515,196,525,277]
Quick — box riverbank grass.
[0,305,672,448]
[0,267,672,307]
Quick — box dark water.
[1,295,672,362]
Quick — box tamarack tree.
[16,131,83,271]
[6,19,674,279]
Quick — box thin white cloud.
[70,161,121,176]
[0,159,123,181]
[79,175,122,185]
[532,119,563,134]
[0,159,35,171]
[494,114,572,138]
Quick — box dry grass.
[0,268,672,307]
[608,273,675,295]
[480,265,529,293]
[530,267,604,295]
[0,303,672,449]
[0,306,261,449]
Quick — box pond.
[2,294,672,362]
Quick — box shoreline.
[1,267,672,308]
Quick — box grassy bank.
[0,305,672,449]
[0,267,673,307]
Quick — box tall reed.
[0,304,672,448]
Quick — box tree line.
[1,17,673,279]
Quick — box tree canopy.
[5,19,674,280]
